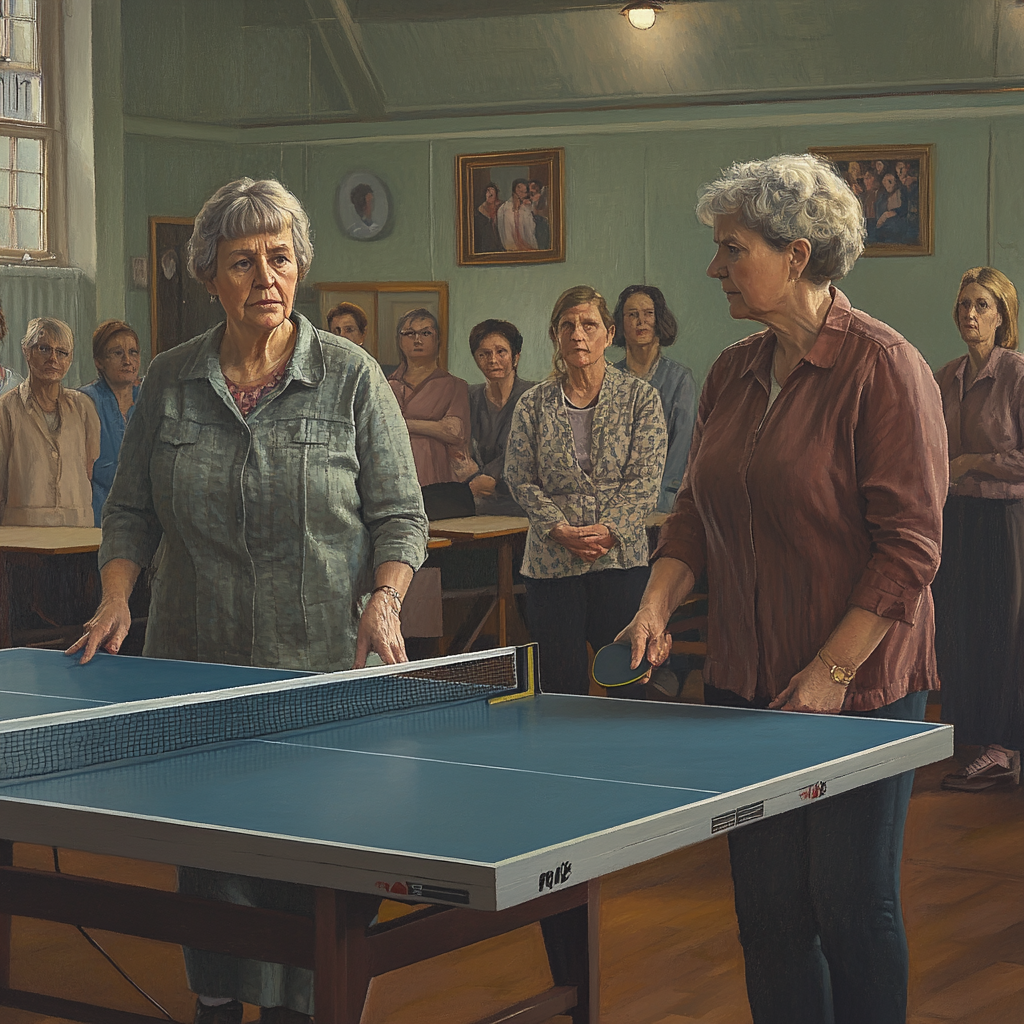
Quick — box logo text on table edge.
[538,861,572,892]
[799,781,828,801]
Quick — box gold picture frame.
[313,281,449,373]
[809,145,934,257]
[456,148,565,266]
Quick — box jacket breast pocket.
[268,417,360,520]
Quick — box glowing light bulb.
[621,3,663,31]
[627,7,657,29]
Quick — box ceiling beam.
[316,0,388,120]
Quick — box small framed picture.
[456,148,565,266]
[809,145,934,256]
[336,171,391,241]
[313,281,449,377]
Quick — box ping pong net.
[0,646,535,782]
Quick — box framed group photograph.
[456,147,565,266]
[809,145,933,256]
[313,281,449,375]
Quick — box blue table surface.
[0,648,310,724]
[0,681,943,865]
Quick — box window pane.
[0,138,10,169]
[15,170,40,208]
[15,136,40,171]
[0,71,43,122]
[10,20,37,67]
[0,170,11,205]
[14,207,40,250]
[0,212,12,248]
[11,1,38,19]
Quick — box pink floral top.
[225,363,288,417]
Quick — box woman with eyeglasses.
[0,317,99,527]
[612,285,697,514]
[388,307,473,486]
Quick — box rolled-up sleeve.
[355,366,429,572]
[848,344,948,623]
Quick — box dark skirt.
[932,495,1024,749]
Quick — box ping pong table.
[0,645,952,1024]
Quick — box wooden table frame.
[428,517,528,651]
[0,527,102,649]
[0,840,599,1024]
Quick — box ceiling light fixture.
[621,1,664,30]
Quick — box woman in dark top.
[467,319,535,516]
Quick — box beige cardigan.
[0,381,100,526]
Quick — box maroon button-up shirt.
[934,345,1024,500]
[654,289,948,711]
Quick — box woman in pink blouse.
[933,267,1024,791]
[618,154,947,1024]
[388,308,472,486]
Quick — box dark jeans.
[706,686,928,1024]
[523,566,650,697]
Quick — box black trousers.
[523,566,650,696]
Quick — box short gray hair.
[696,154,866,283]
[21,317,73,356]
[187,178,314,283]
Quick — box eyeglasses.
[625,310,656,324]
[400,328,437,340]
[34,343,72,361]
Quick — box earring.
[210,294,217,304]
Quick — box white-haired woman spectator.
[70,177,427,1024]
[0,317,99,526]
[618,154,947,1024]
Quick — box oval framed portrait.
[336,171,391,241]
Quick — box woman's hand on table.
[353,589,407,669]
[65,597,133,664]
[770,658,848,714]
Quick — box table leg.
[314,889,379,1024]
[0,840,11,987]
[0,553,11,649]
[539,879,600,1024]
[496,538,513,648]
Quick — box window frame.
[0,0,64,264]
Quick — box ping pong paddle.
[592,642,651,688]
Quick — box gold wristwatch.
[818,647,856,686]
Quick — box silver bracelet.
[371,585,403,613]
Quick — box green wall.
[122,91,1021,387]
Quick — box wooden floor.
[4,749,1022,1024]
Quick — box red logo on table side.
[799,781,828,801]
[375,880,409,895]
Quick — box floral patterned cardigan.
[505,364,666,579]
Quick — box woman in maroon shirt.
[619,154,947,1024]
[933,267,1024,791]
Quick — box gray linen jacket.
[100,313,427,671]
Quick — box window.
[0,0,59,260]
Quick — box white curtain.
[0,266,97,388]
